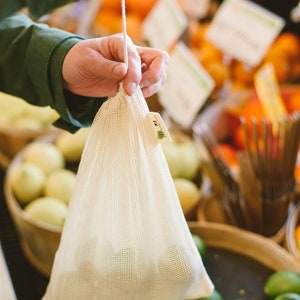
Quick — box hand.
[62,33,170,98]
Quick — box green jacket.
[0,0,106,132]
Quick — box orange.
[240,97,265,119]
[295,164,300,182]
[188,20,203,49]
[295,225,300,252]
[262,48,291,83]
[232,97,265,150]
[189,21,211,49]
[285,92,300,114]
[92,8,122,35]
[198,41,223,65]
[202,60,230,90]
[239,97,265,129]
[273,32,300,61]
[231,60,256,87]
[101,0,122,12]
[126,0,157,19]
[216,143,238,167]
[290,61,300,79]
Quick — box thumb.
[110,62,128,80]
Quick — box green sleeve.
[0,13,106,132]
[0,0,74,20]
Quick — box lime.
[264,271,300,298]
[192,233,206,258]
[196,289,223,300]
[274,293,300,300]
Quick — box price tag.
[254,63,287,125]
[142,0,188,50]
[207,0,285,67]
[158,42,215,129]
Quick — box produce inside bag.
[42,83,213,300]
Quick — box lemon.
[178,141,201,180]
[24,196,68,228]
[14,117,43,130]
[162,142,183,178]
[27,105,59,125]
[44,169,76,205]
[264,271,300,298]
[173,177,199,212]
[24,141,65,174]
[10,161,46,205]
[55,127,90,162]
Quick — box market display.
[0,92,59,166]
[2,0,300,299]
[0,92,59,130]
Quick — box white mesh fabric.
[42,84,213,300]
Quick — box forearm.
[0,13,105,132]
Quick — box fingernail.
[113,64,127,78]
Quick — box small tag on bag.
[146,112,173,143]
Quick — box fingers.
[62,34,169,98]
[137,46,170,97]
[98,34,143,95]
[122,37,142,95]
[141,72,167,98]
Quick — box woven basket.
[189,221,300,272]
[3,132,63,277]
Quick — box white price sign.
[207,0,285,67]
[158,42,215,129]
[142,0,188,50]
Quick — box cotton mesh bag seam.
[42,83,213,300]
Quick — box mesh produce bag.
[42,84,213,300]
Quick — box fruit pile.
[90,0,158,42]
[161,131,203,216]
[189,21,300,92]
[0,92,59,130]
[206,87,300,185]
[7,128,90,228]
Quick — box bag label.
[146,112,173,143]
